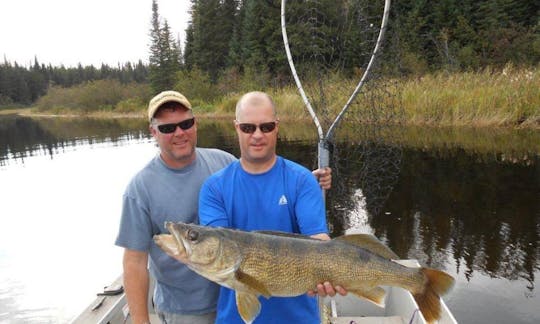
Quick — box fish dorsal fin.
[236,291,261,324]
[335,234,399,259]
[349,287,387,308]
[235,269,272,298]
[254,230,317,240]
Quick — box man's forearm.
[123,253,150,324]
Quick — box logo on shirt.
[279,195,288,205]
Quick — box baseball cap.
[148,90,192,121]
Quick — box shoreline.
[2,107,538,129]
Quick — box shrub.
[174,67,218,107]
[35,80,150,113]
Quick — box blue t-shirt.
[115,148,236,314]
[199,156,328,323]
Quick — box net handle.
[280,0,324,141]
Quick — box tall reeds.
[401,65,539,127]
[32,65,539,128]
[214,64,539,128]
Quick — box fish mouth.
[166,222,193,257]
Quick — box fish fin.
[236,291,261,324]
[235,269,272,298]
[254,230,316,240]
[335,234,399,259]
[349,287,386,308]
[413,268,455,323]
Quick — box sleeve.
[294,170,329,236]
[199,176,230,228]
[115,190,153,251]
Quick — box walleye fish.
[154,222,454,324]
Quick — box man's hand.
[306,234,346,297]
[307,282,348,297]
[312,167,332,190]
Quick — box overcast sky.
[0,0,190,67]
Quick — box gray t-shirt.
[115,147,236,314]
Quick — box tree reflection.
[371,148,539,293]
[0,115,151,166]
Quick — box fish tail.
[413,268,455,323]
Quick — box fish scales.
[227,229,424,295]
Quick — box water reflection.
[383,148,539,287]
[326,142,539,283]
[323,141,539,323]
[0,116,539,323]
[0,115,150,166]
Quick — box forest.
[0,0,538,118]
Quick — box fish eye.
[187,229,199,241]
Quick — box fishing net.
[281,0,404,235]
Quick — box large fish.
[153,222,454,324]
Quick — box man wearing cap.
[115,90,332,324]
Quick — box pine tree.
[226,1,246,69]
[148,0,181,92]
[189,0,237,80]
[184,23,195,70]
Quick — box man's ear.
[149,125,158,137]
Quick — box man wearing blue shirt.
[199,91,344,323]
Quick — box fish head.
[155,222,242,282]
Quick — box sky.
[0,0,191,67]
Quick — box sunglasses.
[237,121,277,134]
[156,118,195,134]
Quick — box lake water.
[0,115,538,323]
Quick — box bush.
[35,80,150,113]
[214,92,241,114]
[174,67,218,107]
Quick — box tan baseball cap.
[148,90,192,121]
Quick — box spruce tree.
[189,0,237,81]
[148,0,181,92]
[184,23,195,70]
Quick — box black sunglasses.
[156,118,195,134]
[237,121,277,134]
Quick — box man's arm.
[199,177,229,227]
[123,249,150,324]
[300,167,345,297]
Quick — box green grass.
[400,65,539,127]
[212,64,539,128]
[24,64,540,129]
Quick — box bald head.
[235,91,277,121]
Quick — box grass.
[7,64,539,129]
[400,65,539,127]
[213,64,540,128]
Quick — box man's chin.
[172,148,195,161]
[245,153,274,164]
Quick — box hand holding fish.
[305,233,347,297]
[307,281,347,297]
